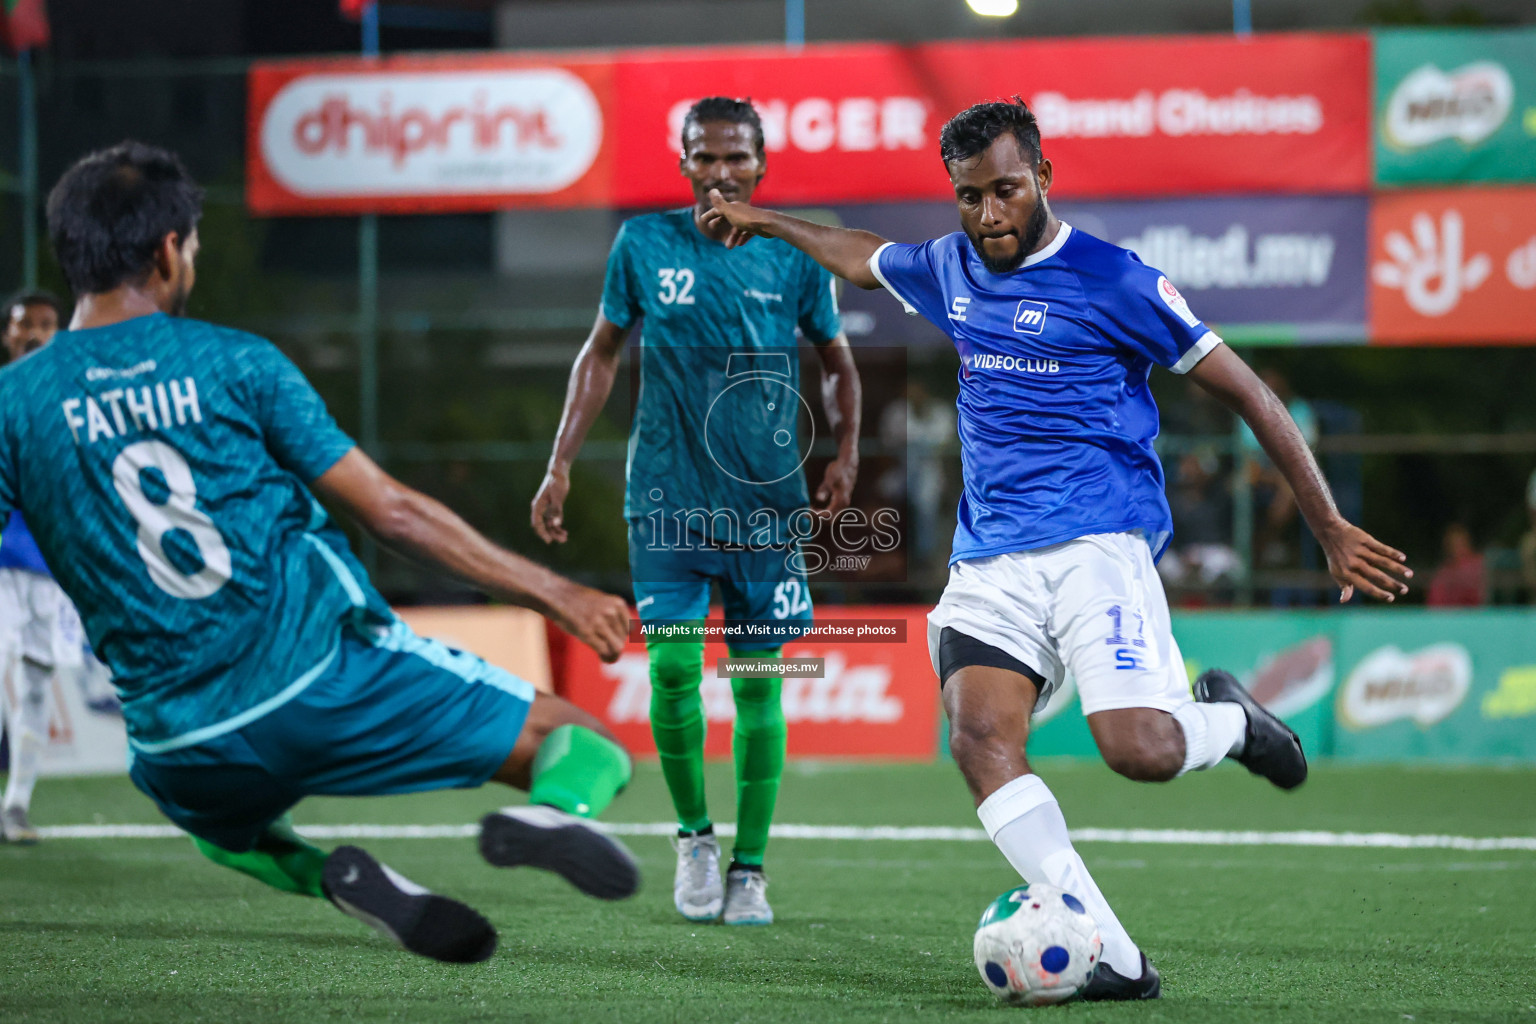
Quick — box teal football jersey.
[0,313,393,751]
[601,209,841,534]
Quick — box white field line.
[31,822,1536,851]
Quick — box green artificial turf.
[2,760,1534,1023]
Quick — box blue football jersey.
[0,313,393,750]
[870,224,1221,565]
[602,209,842,532]
[0,511,50,575]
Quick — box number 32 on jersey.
[657,268,696,306]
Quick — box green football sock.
[191,813,326,898]
[648,628,711,832]
[528,723,633,818]
[728,645,787,867]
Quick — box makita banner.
[554,606,938,760]
[837,195,1368,346]
[1370,187,1536,344]
[247,33,1370,214]
[1374,28,1536,187]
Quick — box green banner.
[1026,609,1536,762]
[1374,27,1536,186]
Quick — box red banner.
[612,34,1371,207]
[247,33,1370,215]
[246,53,616,215]
[1370,188,1536,344]
[555,606,939,760]
[1,0,50,53]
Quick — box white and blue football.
[972,883,1103,1006]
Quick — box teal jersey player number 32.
[603,207,842,526]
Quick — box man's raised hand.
[703,189,768,249]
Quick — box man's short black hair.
[939,97,1043,169]
[46,140,204,296]
[681,97,766,159]
[4,289,64,322]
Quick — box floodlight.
[966,0,1019,16]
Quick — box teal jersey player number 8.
[112,438,233,599]
[0,312,393,750]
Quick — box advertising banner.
[1029,609,1536,762]
[248,33,1370,214]
[557,606,938,760]
[1331,611,1536,761]
[838,196,1370,346]
[1369,187,1536,344]
[247,53,616,215]
[1374,28,1536,187]
[611,34,1369,206]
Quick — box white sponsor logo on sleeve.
[1156,275,1202,328]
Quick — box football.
[972,883,1103,1006]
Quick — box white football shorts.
[927,531,1192,716]
[0,568,84,670]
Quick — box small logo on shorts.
[1105,605,1147,670]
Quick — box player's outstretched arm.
[701,189,887,290]
[531,314,629,544]
[1187,344,1413,604]
[314,449,630,661]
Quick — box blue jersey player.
[533,99,862,926]
[0,142,644,964]
[0,289,75,844]
[704,99,1413,998]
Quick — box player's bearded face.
[951,134,1053,275]
[968,199,1049,275]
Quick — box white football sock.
[978,774,1142,977]
[1172,700,1247,776]
[3,659,50,811]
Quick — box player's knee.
[947,711,1021,778]
[729,673,780,708]
[647,641,703,699]
[1098,732,1181,782]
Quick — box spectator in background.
[2,290,63,364]
[1427,522,1486,608]
[1158,450,1241,599]
[879,378,955,570]
[1519,469,1536,601]
[1239,367,1318,569]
